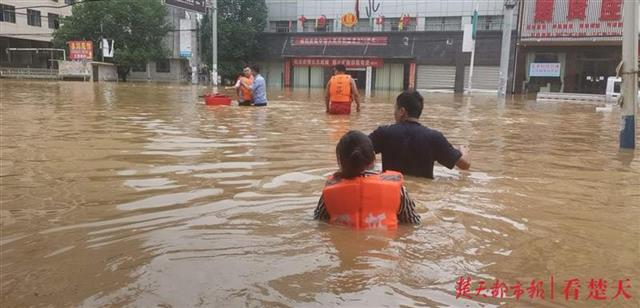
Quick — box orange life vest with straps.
[322,171,403,229]
[240,76,254,101]
[329,74,353,103]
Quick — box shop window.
[270,21,295,33]
[425,17,461,31]
[0,4,16,23]
[48,13,59,29]
[27,9,42,27]
[132,63,147,72]
[534,53,559,63]
[478,16,503,30]
[156,60,170,73]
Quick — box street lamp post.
[211,0,218,87]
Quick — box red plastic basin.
[204,94,232,106]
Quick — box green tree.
[53,0,170,81]
[200,0,267,82]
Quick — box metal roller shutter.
[416,65,456,90]
[464,66,500,91]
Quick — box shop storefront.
[515,0,636,94]
[258,31,506,93]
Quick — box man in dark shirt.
[369,91,470,179]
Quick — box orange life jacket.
[322,171,403,229]
[329,74,353,103]
[240,76,254,101]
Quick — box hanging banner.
[291,36,388,46]
[341,12,358,27]
[529,63,561,77]
[101,38,114,58]
[165,0,206,13]
[68,40,93,61]
[292,57,383,68]
[179,19,192,58]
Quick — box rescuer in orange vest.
[325,64,361,114]
[229,66,254,106]
[313,130,421,229]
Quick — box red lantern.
[401,14,410,26]
[316,15,327,28]
[375,15,384,25]
[298,15,307,24]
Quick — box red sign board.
[291,36,388,46]
[535,0,554,22]
[600,0,622,21]
[521,0,625,42]
[567,0,587,20]
[68,40,93,61]
[292,58,383,68]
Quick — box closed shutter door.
[375,64,404,91]
[464,66,500,91]
[309,67,324,88]
[416,65,456,89]
[266,62,283,88]
[293,66,309,88]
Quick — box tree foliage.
[53,0,170,80]
[200,0,268,81]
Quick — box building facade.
[515,0,640,94]
[0,0,72,68]
[258,0,517,93]
[128,4,202,83]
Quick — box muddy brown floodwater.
[0,80,639,307]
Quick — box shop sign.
[291,36,388,46]
[292,58,384,68]
[530,63,561,77]
[68,40,93,61]
[521,0,624,41]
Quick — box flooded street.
[1,80,639,307]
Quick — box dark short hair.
[336,130,375,179]
[251,65,260,73]
[334,64,346,72]
[396,91,424,118]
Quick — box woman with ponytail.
[314,130,421,229]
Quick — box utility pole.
[467,8,478,94]
[620,0,638,149]
[498,0,517,97]
[211,0,218,87]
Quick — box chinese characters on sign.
[567,0,587,20]
[292,58,383,68]
[535,0,554,22]
[455,276,633,302]
[522,0,623,41]
[529,63,561,77]
[68,41,93,61]
[291,36,388,46]
[600,0,622,21]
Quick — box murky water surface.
[1,80,639,307]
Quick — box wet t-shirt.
[369,121,462,179]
